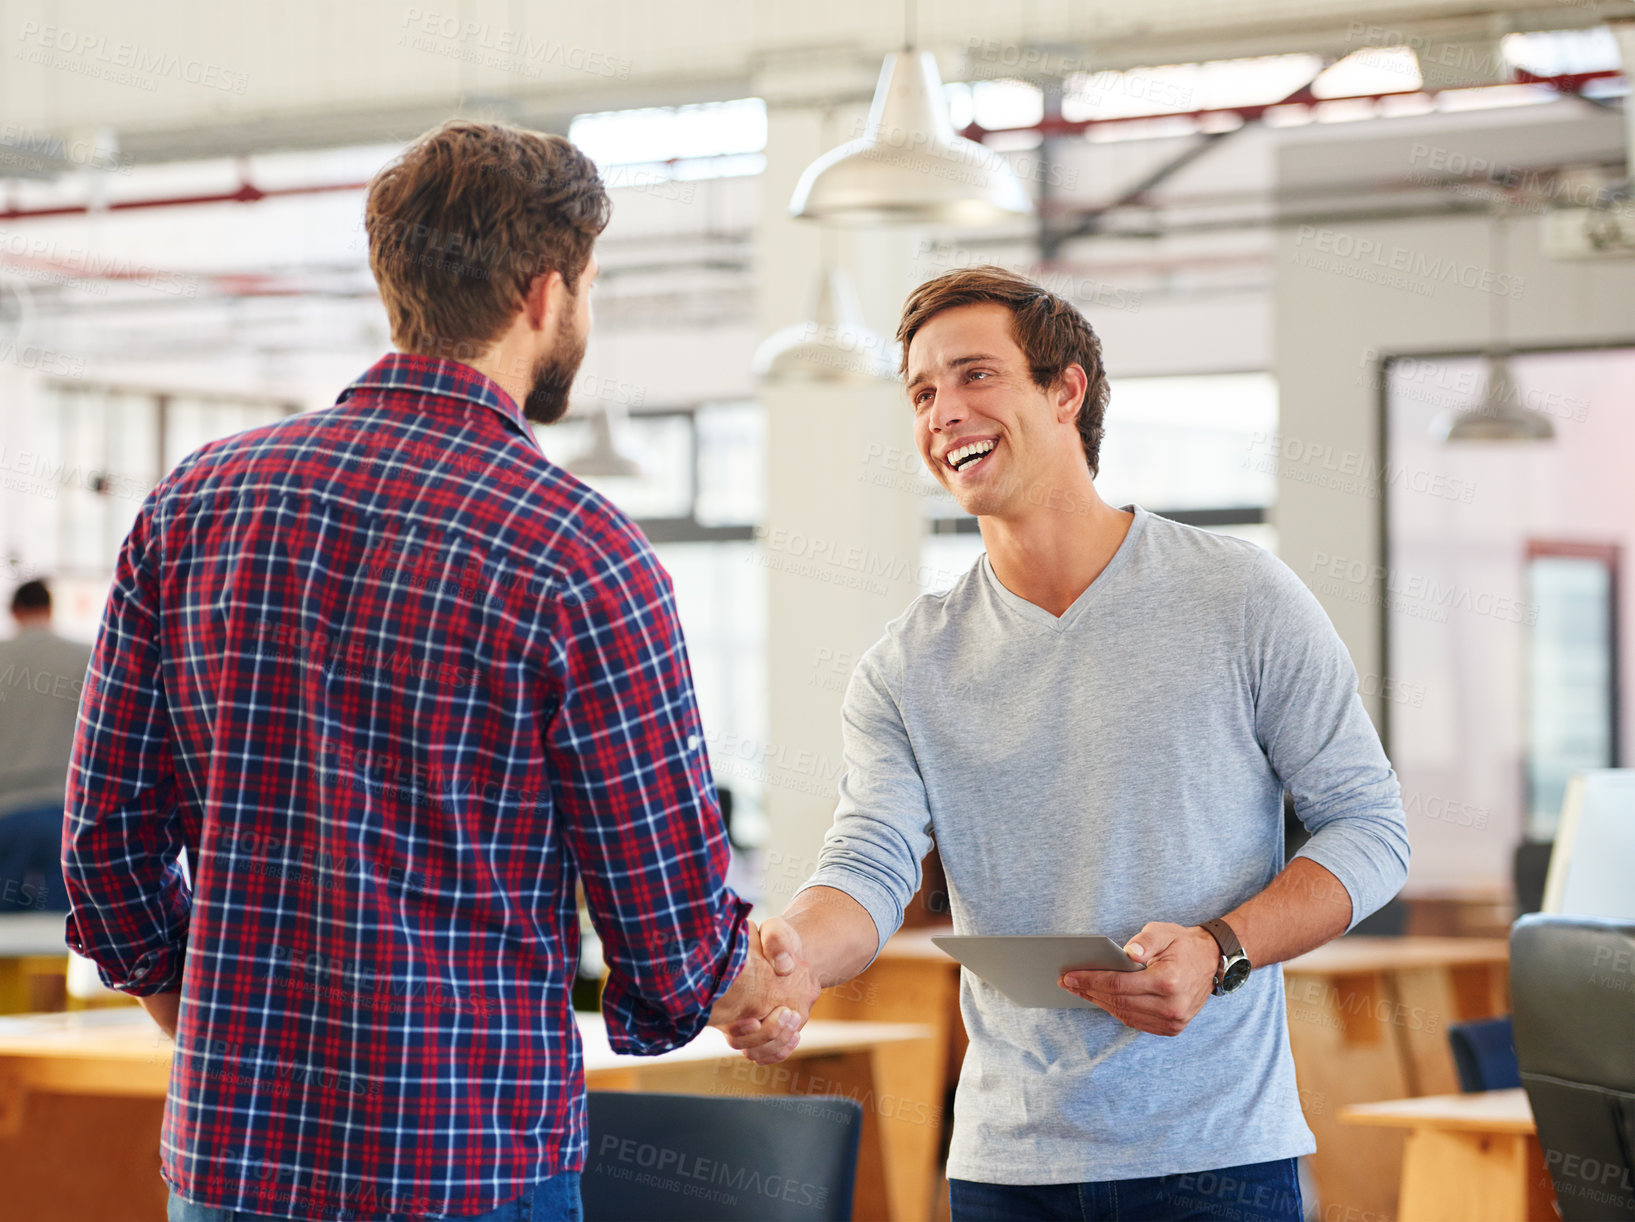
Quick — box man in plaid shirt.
[63,120,818,1222]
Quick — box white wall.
[1273,110,1635,894]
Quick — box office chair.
[0,805,70,913]
[1512,839,1553,916]
[1510,914,1635,1221]
[1446,1015,1521,1092]
[582,1091,863,1221]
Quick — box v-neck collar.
[978,504,1148,633]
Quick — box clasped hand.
[708,918,821,1064]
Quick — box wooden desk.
[812,927,965,1083]
[0,1009,939,1222]
[1340,1089,1556,1222]
[1284,937,1511,1221]
[810,927,963,1221]
[0,914,71,1014]
[1399,884,1517,939]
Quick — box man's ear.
[1055,363,1089,424]
[526,269,567,334]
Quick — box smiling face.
[905,302,1090,520]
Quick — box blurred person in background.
[62,120,816,1222]
[0,579,90,914]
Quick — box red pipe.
[0,177,365,221]
[958,68,1623,142]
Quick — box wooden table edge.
[1337,1091,1535,1135]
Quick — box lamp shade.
[563,404,648,477]
[753,264,899,384]
[0,276,32,351]
[1433,355,1555,443]
[789,51,1034,226]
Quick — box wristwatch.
[1201,918,1251,996]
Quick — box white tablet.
[931,935,1144,1010]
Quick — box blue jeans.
[950,1158,1303,1222]
[167,1173,581,1222]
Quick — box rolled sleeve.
[1246,550,1411,931]
[546,548,749,1054]
[63,494,192,994]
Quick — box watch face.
[1221,958,1251,993]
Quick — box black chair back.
[1513,839,1554,915]
[1510,914,1635,1220]
[582,1090,863,1221]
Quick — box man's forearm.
[778,886,880,987]
[139,990,181,1039]
[1220,857,1353,967]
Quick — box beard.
[521,311,587,425]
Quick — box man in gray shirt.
[0,579,94,912]
[726,267,1410,1221]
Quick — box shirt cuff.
[601,892,752,1057]
[704,895,752,1005]
[1291,839,1390,934]
[795,870,894,969]
[65,914,186,996]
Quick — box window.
[1096,372,1278,513]
[16,382,301,639]
[1501,27,1623,78]
[1062,55,1323,122]
[1382,344,1635,885]
[568,97,767,182]
[539,403,766,834]
[536,401,762,533]
[651,539,768,845]
[1525,544,1620,838]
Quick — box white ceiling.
[2,0,1627,164]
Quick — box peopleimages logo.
[396,8,631,80]
[1363,350,1591,424]
[0,443,149,495]
[1245,432,1476,505]
[1292,225,1525,298]
[0,122,132,173]
[1308,551,1537,625]
[15,21,251,94]
[594,1135,831,1211]
[0,229,201,297]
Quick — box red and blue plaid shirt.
[63,353,750,1220]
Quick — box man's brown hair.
[897,266,1110,476]
[365,120,611,359]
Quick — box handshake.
[708,917,822,1064]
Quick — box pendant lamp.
[789,50,1034,226]
[563,403,648,478]
[1433,210,1554,442]
[753,263,899,383]
[1433,354,1555,442]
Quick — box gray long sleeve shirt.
[0,625,95,817]
[799,505,1410,1183]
